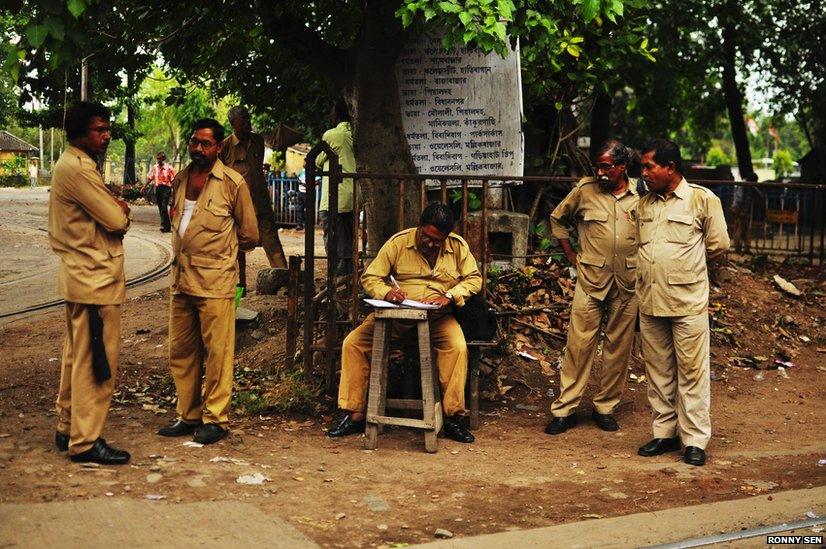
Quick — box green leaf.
[463,29,475,44]
[497,0,514,21]
[399,9,413,27]
[569,36,584,44]
[493,21,507,41]
[44,17,65,40]
[424,6,436,20]
[67,0,86,18]
[566,43,581,57]
[581,0,600,22]
[25,24,48,48]
[438,1,462,13]
[459,11,473,25]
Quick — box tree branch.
[256,4,349,89]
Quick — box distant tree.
[706,145,732,167]
[772,149,794,178]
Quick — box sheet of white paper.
[363,298,440,310]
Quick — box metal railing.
[287,146,826,392]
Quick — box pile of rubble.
[482,257,576,387]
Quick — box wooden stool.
[364,308,444,453]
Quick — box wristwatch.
[444,291,454,302]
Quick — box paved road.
[414,486,826,548]
[0,188,173,317]
[0,498,318,548]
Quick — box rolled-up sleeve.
[361,240,395,300]
[449,243,482,307]
[550,186,581,240]
[704,193,730,259]
[233,178,259,251]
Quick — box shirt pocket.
[202,202,231,233]
[665,214,694,244]
[582,210,610,243]
[638,217,654,244]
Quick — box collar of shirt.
[65,144,94,163]
[602,178,638,200]
[656,177,689,201]
[179,159,226,185]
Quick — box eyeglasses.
[188,137,217,149]
[592,162,617,171]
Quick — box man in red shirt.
[147,151,176,232]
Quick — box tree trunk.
[123,72,137,185]
[347,1,418,254]
[721,22,757,181]
[589,90,613,159]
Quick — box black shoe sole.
[55,432,69,452]
[193,427,228,445]
[544,417,578,435]
[637,442,681,456]
[157,423,201,437]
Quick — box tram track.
[0,233,173,320]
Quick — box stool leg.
[365,319,390,450]
[469,358,480,430]
[418,321,440,453]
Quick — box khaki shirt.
[170,159,259,298]
[316,121,356,213]
[362,228,482,307]
[48,145,130,305]
[220,131,272,216]
[635,178,730,316]
[550,177,639,300]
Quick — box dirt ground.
[1,240,824,548]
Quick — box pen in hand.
[386,275,406,304]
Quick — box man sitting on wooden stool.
[328,203,482,443]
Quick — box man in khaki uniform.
[545,140,639,435]
[327,203,481,443]
[49,102,131,464]
[220,105,287,291]
[157,118,259,445]
[636,139,729,466]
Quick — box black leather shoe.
[193,423,228,445]
[55,431,69,452]
[591,410,619,431]
[444,419,475,443]
[544,414,578,435]
[157,419,202,437]
[327,415,365,437]
[684,446,706,466]
[637,437,681,456]
[69,438,130,465]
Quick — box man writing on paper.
[327,203,482,443]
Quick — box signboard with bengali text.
[396,34,524,182]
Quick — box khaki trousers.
[639,312,711,449]
[56,303,121,455]
[551,282,638,417]
[338,313,468,417]
[168,294,235,426]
